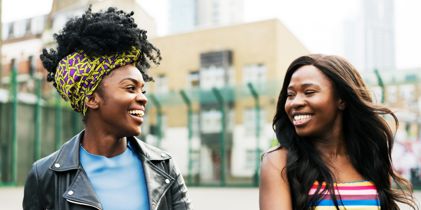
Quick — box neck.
[315,140,346,159]
[313,133,347,160]
[82,125,128,158]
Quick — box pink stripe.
[311,185,376,190]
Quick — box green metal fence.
[145,83,279,187]
[0,61,84,186]
[2,64,421,187]
[0,78,275,186]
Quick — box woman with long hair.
[259,54,418,209]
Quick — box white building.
[344,0,396,73]
[168,0,244,34]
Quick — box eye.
[304,90,316,95]
[141,90,147,94]
[126,85,136,92]
[286,91,295,99]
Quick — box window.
[200,109,221,133]
[14,20,27,37]
[200,65,225,90]
[243,63,267,87]
[200,109,234,134]
[188,71,200,88]
[25,20,31,34]
[3,23,10,39]
[243,108,265,136]
[8,23,14,38]
[31,16,46,34]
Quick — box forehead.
[288,65,332,88]
[104,64,144,82]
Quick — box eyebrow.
[287,83,319,90]
[120,78,145,87]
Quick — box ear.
[85,92,101,110]
[338,99,346,111]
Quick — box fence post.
[374,69,385,103]
[71,111,80,135]
[10,59,18,185]
[55,92,62,150]
[212,87,226,186]
[180,90,193,185]
[247,83,261,186]
[33,68,42,161]
[149,94,162,147]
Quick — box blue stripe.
[316,199,380,206]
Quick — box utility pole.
[0,0,3,88]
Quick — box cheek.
[283,102,293,121]
[284,101,291,112]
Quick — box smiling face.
[91,64,147,137]
[284,65,344,139]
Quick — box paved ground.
[1,187,420,210]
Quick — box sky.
[3,0,421,69]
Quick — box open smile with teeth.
[128,110,145,117]
[293,114,312,125]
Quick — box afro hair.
[40,6,161,86]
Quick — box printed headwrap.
[55,46,141,115]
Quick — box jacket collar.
[49,130,170,172]
[49,131,175,210]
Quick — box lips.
[128,110,144,117]
[128,109,145,124]
[292,114,313,126]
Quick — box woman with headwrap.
[23,7,192,210]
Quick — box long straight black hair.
[272,54,418,209]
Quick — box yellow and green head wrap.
[55,46,141,115]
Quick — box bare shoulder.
[261,145,288,172]
[259,145,292,209]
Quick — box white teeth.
[129,110,144,117]
[294,114,311,121]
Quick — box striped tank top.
[309,180,380,209]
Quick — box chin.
[133,127,142,136]
[131,130,141,137]
[123,127,141,137]
[295,129,313,138]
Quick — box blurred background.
[0,0,420,209]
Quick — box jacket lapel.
[62,169,102,210]
[49,131,102,209]
[131,137,176,210]
[143,159,175,210]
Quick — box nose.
[289,93,306,108]
[136,91,148,105]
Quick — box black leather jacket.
[23,132,192,210]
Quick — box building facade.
[1,0,156,101]
[147,19,308,184]
[344,0,396,73]
[168,0,244,34]
[364,68,421,180]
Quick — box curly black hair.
[40,6,161,86]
